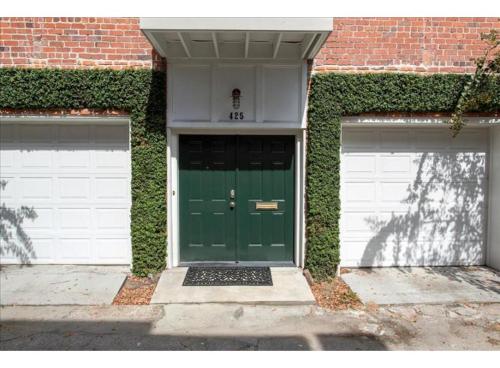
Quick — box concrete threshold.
[150,267,316,305]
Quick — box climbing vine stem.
[450,29,500,136]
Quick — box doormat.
[183,266,273,286]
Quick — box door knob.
[229,201,235,209]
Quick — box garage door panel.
[57,148,91,169]
[405,180,486,210]
[96,238,131,260]
[59,208,92,230]
[21,177,52,199]
[342,154,376,176]
[95,177,129,200]
[22,208,54,230]
[58,238,92,261]
[58,177,91,200]
[343,200,486,240]
[21,147,53,169]
[343,181,376,203]
[380,154,412,175]
[380,181,412,203]
[365,213,464,244]
[95,148,129,169]
[341,239,484,267]
[342,211,381,233]
[414,152,487,182]
[95,208,130,231]
[0,178,16,199]
[451,153,487,181]
[28,238,54,262]
[339,239,430,267]
[341,210,408,240]
[341,127,488,267]
[0,149,16,169]
[0,236,53,263]
[0,122,131,265]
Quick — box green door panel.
[179,135,294,263]
[236,136,294,262]
[179,135,236,262]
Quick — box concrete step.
[150,267,316,305]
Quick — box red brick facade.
[1,17,499,73]
[0,17,163,70]
[315,17,500,73]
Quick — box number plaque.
[229,112,244,120]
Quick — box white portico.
[140,18,332,268]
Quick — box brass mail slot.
[255,201,279,210]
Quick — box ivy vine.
[450,29,500,136]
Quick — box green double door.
[179,135,295,263]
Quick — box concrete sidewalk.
[0,265,128,305]
[342,266,500,305]
[151,267,315,305]
[1,303,499,350]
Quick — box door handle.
[229,189,235,209]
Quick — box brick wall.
[0,17,164,70]
[1,17,498,73]
[315,17,500,73]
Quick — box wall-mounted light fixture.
[232,88,241,110]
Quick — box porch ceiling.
[140,18,332,61]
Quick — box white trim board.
[342,116,500,126]
[167,124,307,133]
[140,18,333,32]
[0,115,130,125]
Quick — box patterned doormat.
[182,266,273,286]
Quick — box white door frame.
[166,127,307,268]
[165,60,309,268]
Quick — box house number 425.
[229,112,244,120]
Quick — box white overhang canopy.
[140,18,332,60]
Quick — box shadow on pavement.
[0,320,388,351]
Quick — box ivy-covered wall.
[0,68,167,276]
[2,69,499,280]
[305,73,500,280]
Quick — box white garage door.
[0,121,131,264]
[340,126,488,267]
